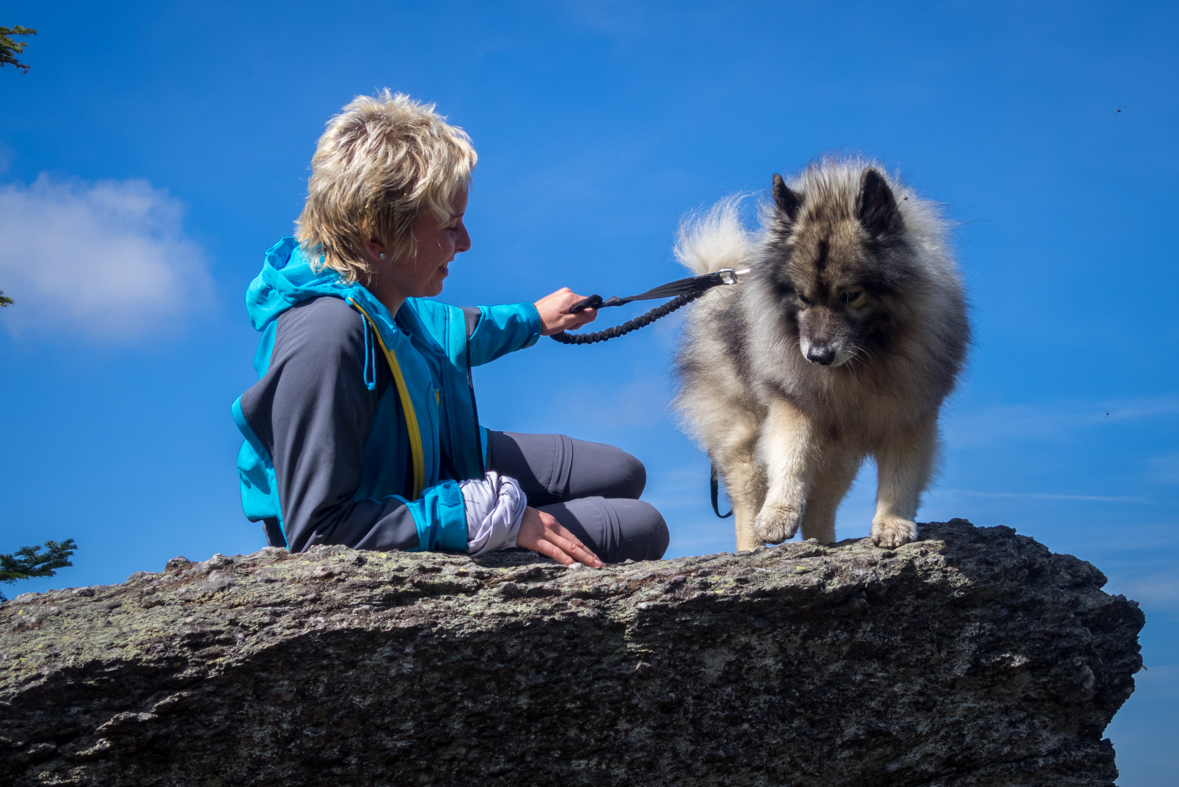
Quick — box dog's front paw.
[871,515,916,549]
[754,503,802,545]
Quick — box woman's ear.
[363,235,388,262]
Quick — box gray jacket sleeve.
[238,297,422,553]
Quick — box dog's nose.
[806,346,835,365]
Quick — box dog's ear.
[772,174,802,222]
[857,168,903,237]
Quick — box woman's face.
[385,186,471,299]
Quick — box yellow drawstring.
[348,299,425,500]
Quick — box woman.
[232,91,668,567]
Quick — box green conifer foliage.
[0,26,36,73]
[0,539,77,601]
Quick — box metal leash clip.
[718,268,750,286]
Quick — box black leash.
[550,268,746,345]
[710,462,733,518]
[550,267,745,521]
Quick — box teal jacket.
[232,238,542,552]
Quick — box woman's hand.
[516,507,604,568]
[534,288,599,336]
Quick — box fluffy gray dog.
[674,158,969,550]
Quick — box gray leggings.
[485,432,669,563]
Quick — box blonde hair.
[296,90,477,284]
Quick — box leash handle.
[569,294,604,314]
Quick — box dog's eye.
[841,291,863,304]
[797,293,811,305]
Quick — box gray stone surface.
[0,520,1143,787]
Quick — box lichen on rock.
[0,520,1144,786]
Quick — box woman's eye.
[841,291,862,304]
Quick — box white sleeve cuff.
[460,471,527,556]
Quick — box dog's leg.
[753,398,816,545]
[871,418,937,548]
[711,415,766,552]
[801,449,861,544]
[728,457,767,553]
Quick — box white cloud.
[943,397,1179,448]
[550,375,673,431]
[1148,452,1179,485]
[930,488,1151,504]
[0,174,213,339]
[643,464,710,512]
[1116,572,1179,611]
[558,0,649,39]
[1132,664,1179,698]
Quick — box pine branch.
[0,539,77,584]
[0,25,37,73]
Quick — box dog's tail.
[674,196,755,276]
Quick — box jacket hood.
[245,238,356,331]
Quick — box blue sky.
[1,1,1175,781]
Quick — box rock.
[0,520,1143,786]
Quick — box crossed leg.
[485,431,668,562]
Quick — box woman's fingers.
[556,302,595,333]
[544,525,603,568]
[517,507,603,567]
[531,538,574,566]
[537,512,602,567]
[572,306,597,328]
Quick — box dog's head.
[765,167,910,367]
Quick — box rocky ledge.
[0,520,1144,787]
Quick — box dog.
[673,158,969,550]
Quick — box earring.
[379,253,386,259]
